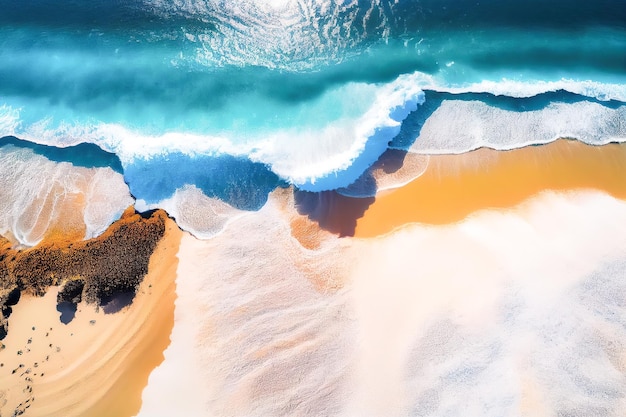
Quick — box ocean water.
[1,0,625,240]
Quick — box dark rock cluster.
[0,208,167,339]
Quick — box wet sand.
[356,140,626,237]
[0,217,181,417]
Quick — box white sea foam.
[2,74,625,194]
[429,78,626,102]
[1,73,424,191]
[0,146,133,246]
[250,72,425,190]
[0,105,20,134]
[373,152,430,192]
[135,185,249,239]
[410,100,626,154]
[346,191,626,416]
[83,168,136,239]
[361,72,626,102]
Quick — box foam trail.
[410,100,626,154]
[135,185,249,239]
[429,79,626,102]
[0,146,133,246]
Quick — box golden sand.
[0,217,181,417]
[356,140,626,237]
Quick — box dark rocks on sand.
[0,208,167,339]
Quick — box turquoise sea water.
[1,0,625,237]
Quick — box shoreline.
[356,140,626,237]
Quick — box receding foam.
[136,185,249,239]
[139,188,357,417]
[0,146,133,246]
[429,78,626,102]
[410,100,626,154]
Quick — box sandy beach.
[0,214,181,417]
[134,136,626,416]
[1,141,626,417]
[357,140,626,237]
[345,189,626,416]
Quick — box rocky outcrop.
[0,208,168,339]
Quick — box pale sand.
[345,190,626,416]
[0,217,181,417]
[137,234,213,417]
[139,190,356,417]
[139,188,626,416]
[356,140,626,237]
